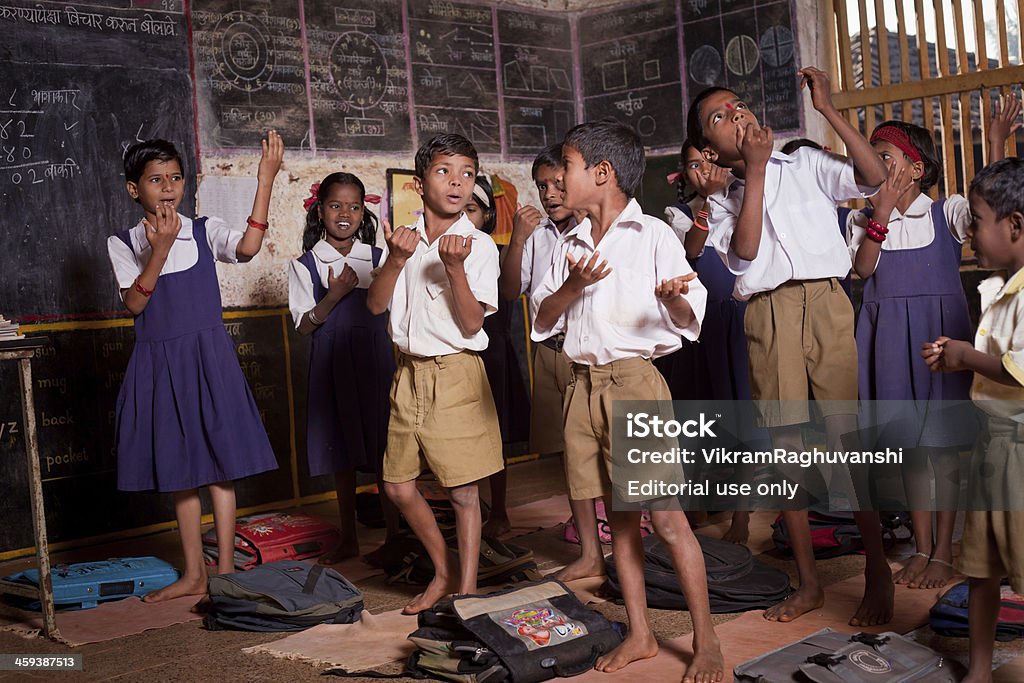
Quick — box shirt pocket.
[598,266,656,329]
[425,278,453,320]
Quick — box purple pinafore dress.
[114,218,278,492]
[299,247,395,476]
[856,198,977,447]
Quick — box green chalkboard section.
[0,0,197,320]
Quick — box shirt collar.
[132,213,192,252]
[894,193,932,220]
[715,150,797,201]
[411,212,477,245]
[1003,266,1024,297]
[567,199,644,248]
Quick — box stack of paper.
[0,316,23,341]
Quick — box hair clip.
[303,182,321,211]
[364,193,381,205]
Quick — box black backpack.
[381,532,542,587]
[605,533,793,612]
[203,561,363,632]
[327,579,623,683]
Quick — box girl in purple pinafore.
[107,134,283,604]
[288,173,398,564]
[849,120,976,591]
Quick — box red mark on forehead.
[724,102,733,110]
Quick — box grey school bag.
[204,561,363,632]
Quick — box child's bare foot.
[594,631,659,673]
[910,557,955,589]
[552,556,605,582]
[319,540,360,565]
[763,585,824,622]
[892,552,929,585]
[684,638,725,683]
[722,513,750,544]
[482,515,511,538]
[961,667,994,683]
[401,575,458,615]
[850,566,894,626]
[143,574,207,604]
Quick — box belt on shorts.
[540,333,565,352]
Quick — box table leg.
[17,356,59,640]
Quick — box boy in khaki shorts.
[532,121,723,682]
[367,133,503,615]
[923,158,1024,683]
[689,68,892,627]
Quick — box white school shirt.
[530,198,707,365]
[386,213,499,357]
[706,147,878,301]
[288,240,376,328]
[106,214,242,296]
[520,217,575,321]
[846,193,971,263]
[971,268,1024,420]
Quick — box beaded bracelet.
[133,277,155,297]
[247,216,269,231]
[865,218,889,243]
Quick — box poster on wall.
[386,169,423,228]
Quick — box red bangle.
[247,216,268,231]
[865,226,887,243]
[134,277,155,297]
[866,218,889,235]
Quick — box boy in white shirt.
[688,67,892,626]
[532,121,722,682]
[923,158,1024,683]
[367,133,504,615]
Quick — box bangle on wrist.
[133,277,154,297]
[308,309,323,326]
[247,216,269,231]
[865,217,888,243]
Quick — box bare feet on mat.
[318,541,360,565]
[850,567,894,626]
[482,515,511,539]
[722,512,750,544]
[763,585,825,622]
[911,557,955,589]
[684,639,725,683]
[143,574,207,604]
[594,631,659,673]
[552,556,605,582]
[892,552,929,585]
[401,575,458,615]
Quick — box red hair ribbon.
[302,182,320,212]
[870,126,922,163]
[666,170,684,185]
[364,194,381,204]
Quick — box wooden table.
[0,337,59,640]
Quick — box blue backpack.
[930,581,1024,641]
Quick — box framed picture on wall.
[385,169,422,228]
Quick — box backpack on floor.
[604,533,793,613]
[203,560,363,632]
[929,580,1024,640]
[3,557,178,610]
[771,512,910,559]
[382,532,542,587]
[326,579,624,683]
[202,512,341,570]
[734,628,963,682]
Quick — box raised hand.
[871,161,917,216]
[798,67,835,113]
[326,263,359,301]
[382,217,420,265]
[737,122,774,169]
[144,203,182,255]
[257,130,284,184]
[693,162,730,198]
[512,205,545,243]
[438,233,473,269]
[989,93,1022,153]
[655,273,699,299]
[565,251,611,293]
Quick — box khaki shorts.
[529,340,573,455]
[383,351,504,488]
[957,418,1024,593]
[562,357,684,503]
[744,278,858,428]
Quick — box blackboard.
[681,0,801,132]
[0,0,197,320]
[304,0,412,151]
[495,10,575,154]
[408,0,501,154]
[191,0,310,150]
[578,1,685,148]
[0,315,300,553]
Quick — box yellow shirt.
[971,266,1024,420]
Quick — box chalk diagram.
[503,62,571,94]
[759,26,794,67]
[725,34,760,76]
[688,44,722,86]
[213,11,275,92]
[329,31,388,109]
